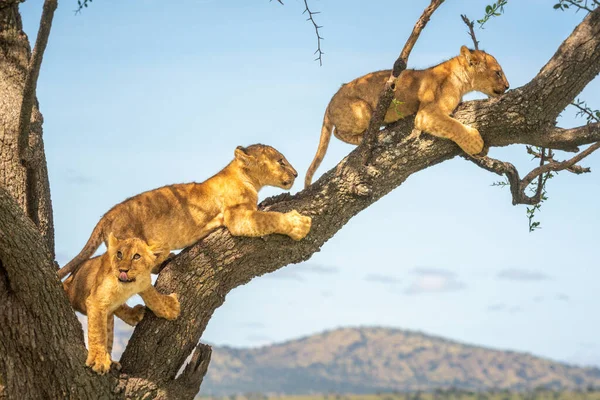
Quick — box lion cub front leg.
[415,105,484,156]
[85,299,112,375]
[140,287,180,320]
[224,208,312,241]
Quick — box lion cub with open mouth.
[63,234,180,375]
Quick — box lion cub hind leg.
[140,287,180,320]
[333,128,364,146]
[415,106,484,155]
[114,304,146,326]
[330,98,372,145]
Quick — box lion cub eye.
[116,251,123,260]
[496,71,502,77]
[278,159,286,166]
[133,254,141,260]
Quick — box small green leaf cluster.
[553,0,599,12]
[477,0,508,28]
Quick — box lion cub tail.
[57,220,106,279]
[305,108,334,189]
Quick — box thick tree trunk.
[0,3,599,400]
[0,188,114,399]
[0,0,54,257]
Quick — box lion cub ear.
[108,232,120,249]
[234,145,255,165]
[146,242,162,260]
[461,45,483,67]
[460,45,476,66]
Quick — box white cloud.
[404,267,466,295]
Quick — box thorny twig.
[276,0,323,65]
[302,0,324,66]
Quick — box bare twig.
[467,142,598,206]
[302,0,324,66]
[521,142,599,187]
[363,0,445,156]
[461,14,479,50]
[526,146,591,174]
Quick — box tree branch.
[515,7,600,122]
[521,142,599,187]
[363,0,445,152]
[0,188,114,398]
[17,0,56,166]
[116,6,600,397]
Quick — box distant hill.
[200,327,600,395]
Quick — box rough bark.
[0,0,54,257]
[0,4,599,400]
[0,188,114,399]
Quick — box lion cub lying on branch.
[58,144,311,279]
[305,46,510,187]
[63,234,180,374]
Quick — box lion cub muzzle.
[118,270,135,283]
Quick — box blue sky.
[20,0,599,367]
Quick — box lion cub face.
[460,45,510,98]
[235,144,298,190]
[107,234,156,283]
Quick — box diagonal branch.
[118,8,600,396]
[363,0,446,151]
[515,7,600,123]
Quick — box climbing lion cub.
[58,144,312,279]
[63,234,180,375]
[304,46,510,187]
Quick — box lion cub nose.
[292,171,298,178]
[119,268,129,273]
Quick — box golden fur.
[305,46,510,187]
[58,144,312,279]
[63,234,180,374]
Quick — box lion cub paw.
[86,349,112,375]
[286,210,312,241]
[461,126,485,156]
[130,305,146,325]
[156,293,180,320]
